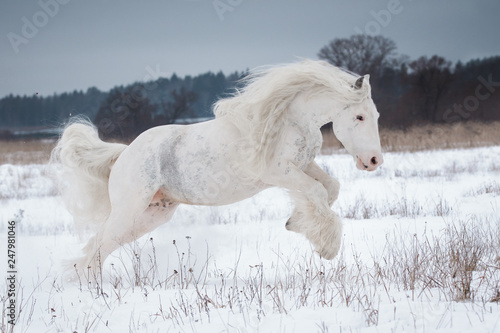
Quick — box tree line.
[0,71,241,140]
[318,35,500,127]
[1,34,499,140]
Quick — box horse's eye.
[356,115,364,121]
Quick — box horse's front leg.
[261,164,342,260]
[262,163,330,212]
[304,161,340,207]
[286,161,340,234]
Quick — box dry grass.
[339,192,451,220]
[5,214,499,332]
[322,121,500,154]
[29,214,496,331]
[0,139,56,165]
[465,180,500,197]
[381,216,500,302]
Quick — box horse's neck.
[288,94,344,132]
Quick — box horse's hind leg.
[70,192,151,279]
[71,189,178,279]
[130,190,179,238]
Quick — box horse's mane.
[213,59,371,178]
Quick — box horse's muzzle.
[356,152,383,171]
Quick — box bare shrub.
[380,216,500,302]
[340,193,451,220]
[465,181,500,197]
[446,221,485,300]
[341,194,379,219]
[388,196,423,218]
[433,196,452,217]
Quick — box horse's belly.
[160,179,269,206]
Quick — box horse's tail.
[51,119,127,233]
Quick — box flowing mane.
[213,59,371,178]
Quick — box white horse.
[52,60,383,276]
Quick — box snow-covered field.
[1,146,500,332]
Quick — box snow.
[1,146,500,332]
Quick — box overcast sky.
[1,0,499,98]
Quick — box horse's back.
[110,119,268,206]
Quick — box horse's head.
[331,75,383,172]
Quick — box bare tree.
[409,55,453,121]
[94,85,156,141]
[156,87,197,125]
[318,35,402,78]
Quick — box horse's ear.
[353,74,370,89]
[354,76,364,89]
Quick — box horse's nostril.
[371,156,378,165]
